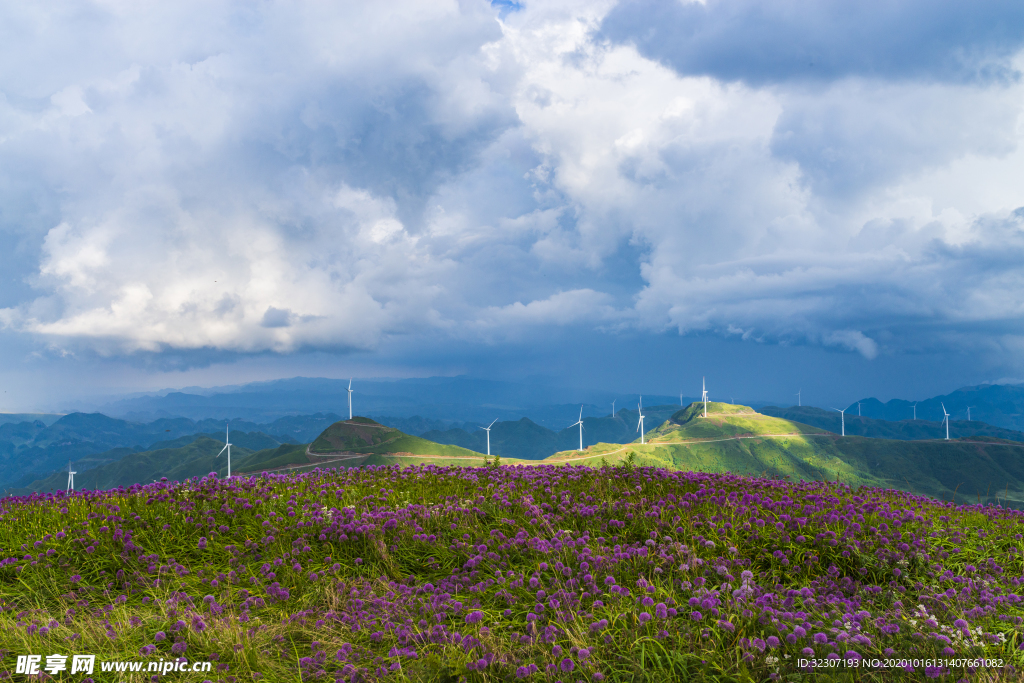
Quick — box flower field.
[1,462,1024,682]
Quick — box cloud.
[600,0,1024,85]
[2,0,1024,377]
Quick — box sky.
[2,0,1024,412]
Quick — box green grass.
[543,403,1024,508]
[2,464,1024,682]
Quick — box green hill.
[542,401,1024,508]
[232,443,311,473]
[309,417,501,464]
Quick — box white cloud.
[2,0,1024,369]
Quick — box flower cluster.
[0,464,1022,681]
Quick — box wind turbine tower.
[912,403,917,420]
[611,400,616,418]
[571,406,584,451]
[216,423,233,478]
[480,419,497,456]
[796,389,801,407]
[942,403,950,440]
[857,402,862,417]
[637,396,646,445]
[832,407,846,436]
[347,379,354,420]
[967,407,972,421]
[701,378,709,418]
[66,461,76,493]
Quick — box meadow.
[1,461,1023,682]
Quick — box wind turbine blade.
[349,378,352,389]
[488,418,498,428]
[217,444,229,457]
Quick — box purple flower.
[954,619,968,629]
[655,603,668,619]
[170,642,187,655]
[559,658,575,673]
[813,633,828,644]
[766,636,780,648]
[154,632,166,642]
[802,647,814,656]
[466,611,483,624]
[691,611,703,621]
[639,612,652,623]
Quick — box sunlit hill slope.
[545,401,1024,508]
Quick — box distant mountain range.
[758,405,1024,442]
[843,383,1024,432]
[0,412,342,491]
[420,404,682,459]
[24,405,1024,510]
[84,376,688,428]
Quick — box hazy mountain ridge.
[0,412,333,490]
[845,383,1024,431]
[759,405,1024,442]
[24,436,256,493]
[420,405,683,459]
[22,404,1024,510]
[86,376,688,428]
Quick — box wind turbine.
[701,378,709,418]
[480,419,497,456]
[347,379,354,420]
[912,403,917,420]
[570,406,584,451]
[479,419,495,456]
[611,400,616,418]
[831,407,846,436]
[942,403,950,440]
[216,423,233,478]
[857,402,862,417]
[796,389,801,407]
[637,396,646,445]
[680,392,683,407]
[967,406,972,422]
[66,461,76,493]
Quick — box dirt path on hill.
[256,430,1018,473]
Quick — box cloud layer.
[2,0,1024,369]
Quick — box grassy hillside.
[3,464,1023,682]
[26,437,254,492]
[232,443,311,473]
[543,401,1024,508]
[310,417,488,460]
[760,404,1024,442]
